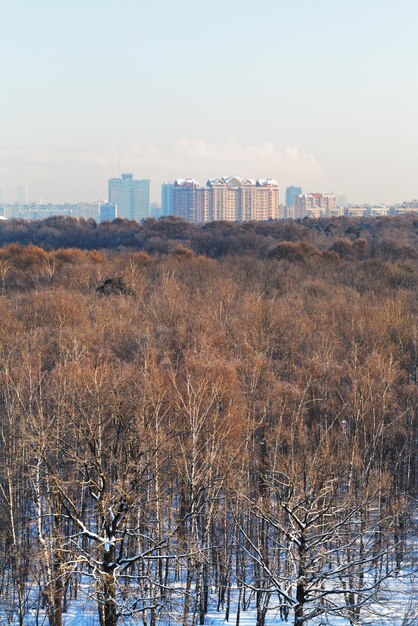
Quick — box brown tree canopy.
[0,222,416,626]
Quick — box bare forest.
[0,216,417,626]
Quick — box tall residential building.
[294,193,336,218]
[17,183,28,205]
[171,176,279,223]
[172,179,200,221]
[285,186,302,207]
[108,173,150,222]
[161,182,175,216]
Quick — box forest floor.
[7,566,416,626]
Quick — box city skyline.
[1,173,417,213]
[2,178,417,223]
[1,1,418,206]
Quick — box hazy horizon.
[1,0,417,205]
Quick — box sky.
[0,0,417,205]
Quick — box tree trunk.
[294,531,306,626]
[99,544,118,626]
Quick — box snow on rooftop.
[206,177,278,188]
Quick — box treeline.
[0,215,417,261]
[0,238,417,626]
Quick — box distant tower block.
[17,182,28,205]
[161,181,175,216]
[108,173,150,222]
[285,186,302,207]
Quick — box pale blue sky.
[1,0,417,204]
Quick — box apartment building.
[168,176,279,223]
[285,186,302,208]
[172,179,200,221]
[161,182,174,216]
[108,173,150,221]
[1,202,117,222]
[294,193,336,218]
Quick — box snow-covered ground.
[205,575,418,626]
[5,568,416,626]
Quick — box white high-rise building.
[108,173,150,222]
[17,183,28,205]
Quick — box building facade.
[285,186,302,208]
[172,179,200,221]
[294,193,336,218]
[169,176,279,223]
[2,202,102,221]
[108,173,150,221]
[161,182,174,216]
[99,203,117,222]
